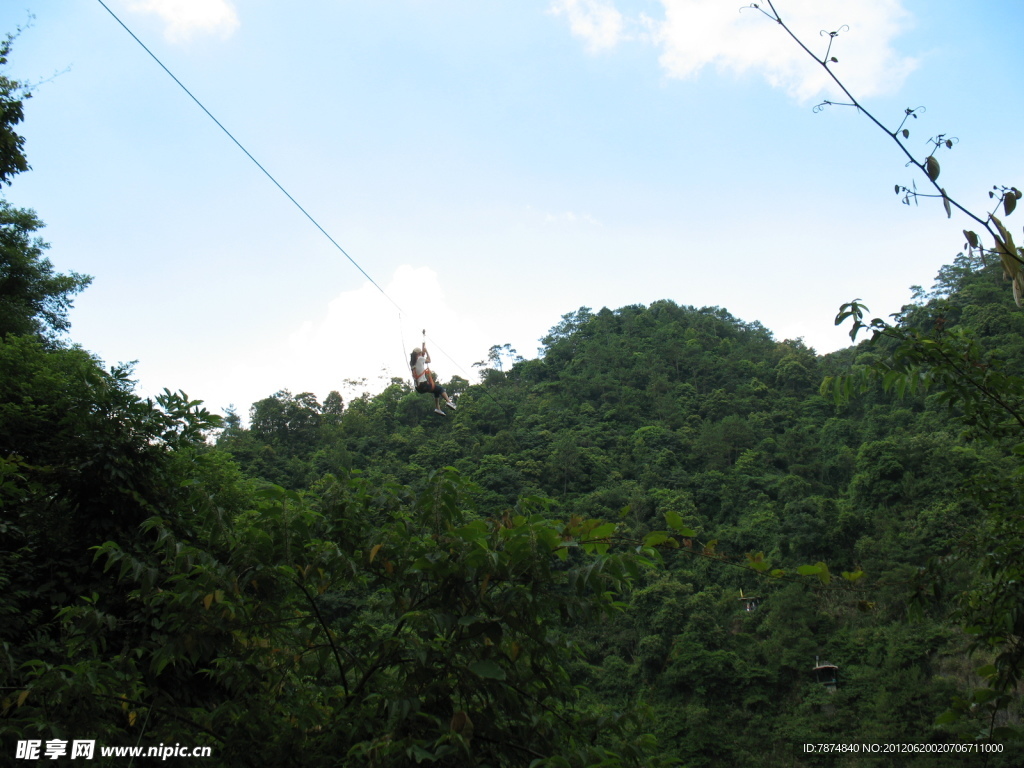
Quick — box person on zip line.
[410,342,456,416]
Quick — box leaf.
[991,214,1016,254]
[924,155,940,182]
[815,561,831,585]
[203,593,214,610]
[901,129,909,139]
[665,508,684,532]
[796,561,834,585]
[941,188,951,218]
[976,664,997,678]
[664,511,696,537]
[407,745,435,762]
[469,659,506,680]
[964,229,979,248]
[642,531,671,548]
[369,543,382,563]
[841,570,864,582]
[17,689,28,707]
[973,687,997,704]
[991,214,1019,278]
[450,710,473,734]
[745,551,766,566]
[1005,191,1017,216]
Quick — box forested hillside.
[213,275,1023,765]
[3,33,1023,768]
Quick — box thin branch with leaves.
[745,1,1023,302]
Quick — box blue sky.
[2,1,1022,418]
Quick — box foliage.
[3,14,1024,765]
[0,29,30,185]
[7,467,675,767]
[821,257,1024,741]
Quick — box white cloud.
[281,265,488,399]
[147,266,495,422]
[548,0,627,52]
[551,0,917,101]
[124,0,240,42]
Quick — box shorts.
[416,381,446,398]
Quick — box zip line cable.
[94,0,398,313]
[96,0,517,427]
[95,0,481,384]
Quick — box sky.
[2,0,1022,419]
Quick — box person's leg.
[435,384,456,409]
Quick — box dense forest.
[3,35,1023,768]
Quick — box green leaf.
[745,551,770,572]
[665,508,683,531]
[972,687,997,704]
[815,561,831,585]
[924,155,940,182]
[934,710,959,725]
[797,564,821,577]
[976,664,997,678]
[1005,191,1017,216]
[664,509,695,536]
[469,659,506,680]
[642,531,671,548]
[407,745,436,762]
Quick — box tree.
[0,32,89,342]
[0,30,30,185]
[0,201,91,340]
[12,467,673,767]
[751,1,1023,738]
